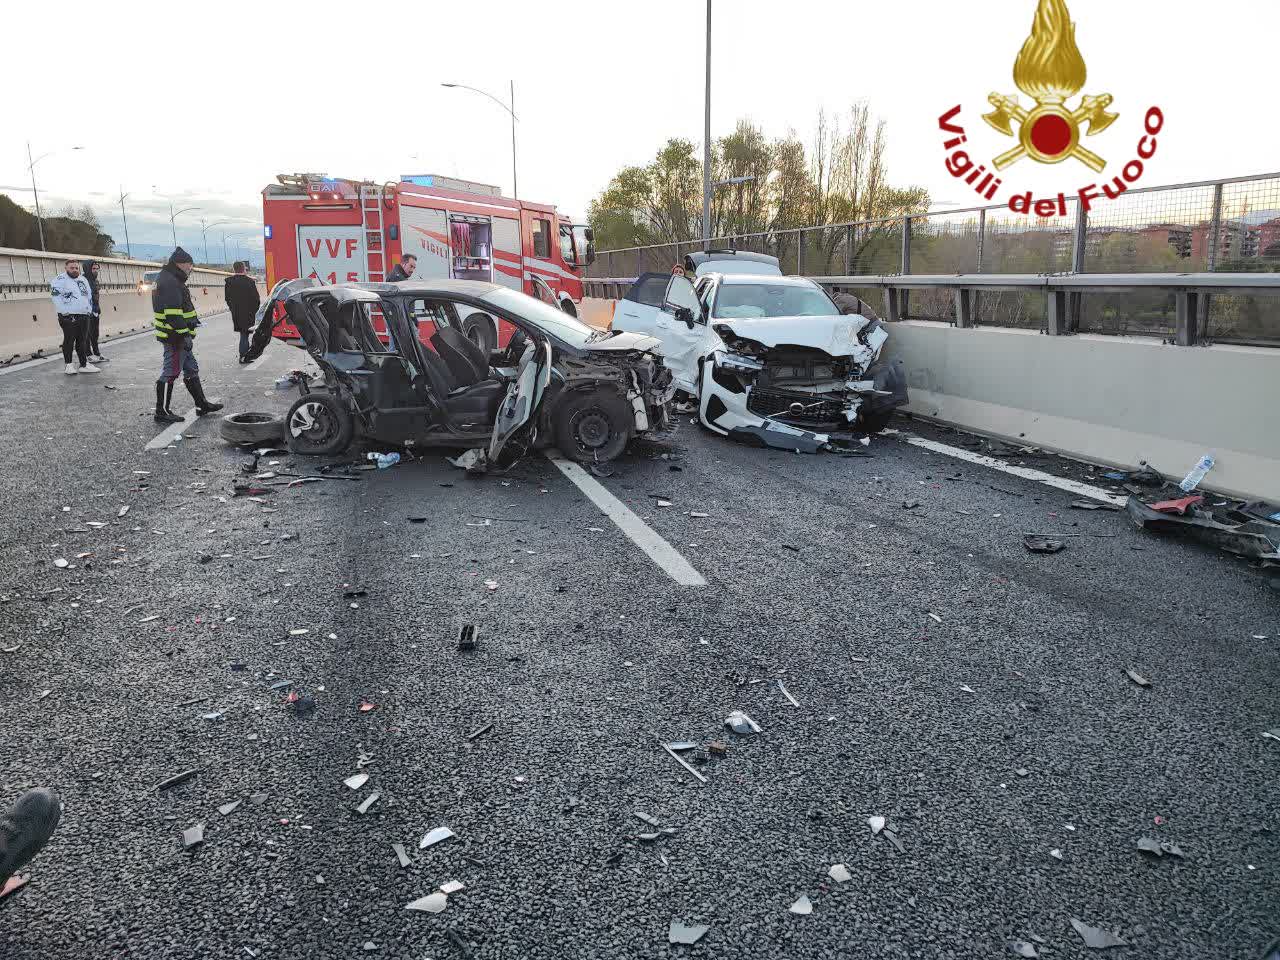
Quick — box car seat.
[431,327,489,387]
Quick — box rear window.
[623,272,671,308]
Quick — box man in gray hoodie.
[48,259,99,375]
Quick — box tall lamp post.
[702,0,712,248]
[441,81,518,202]
[222,233,251,267]
[169,203,201,249]
[200,218,235,265]
[26,142,84,251]
[117,187,132,258]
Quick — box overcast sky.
[2,0,1276,257]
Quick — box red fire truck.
[261,173,595,351]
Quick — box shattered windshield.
[712,282,838,319]
[480,287,601,347]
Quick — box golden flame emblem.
[983,0,1118,171]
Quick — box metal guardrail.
[582,271,1280,348]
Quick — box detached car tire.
[285,392,355,456]
[220,412,284,445]
[460,312,497,355]
[554,388,632,463]
[856,407,895,435]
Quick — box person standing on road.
[224,260,261,363]
[49,259,99,375]
[385,253,417,283]
[82,259,108,363]
[0,788,61,893]
[152,247,223,423]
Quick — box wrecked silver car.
[248,278,674,465]
[612,268,907,452]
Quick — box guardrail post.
[844,224,853,275]
[900,217,912,319]
[954,288,973,328]
[1176,290,1200,346]
[797,229,805,275]
[1046,291,1068,335]
[1198,182,1223,336]
[1068,202,1088,332]
[885,286,902,323]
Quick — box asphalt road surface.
[2,319,1277,960]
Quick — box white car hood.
[713,314,871,357]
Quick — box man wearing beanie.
[152,247,222,422]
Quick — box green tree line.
[587,104,930,263]
[0,194,114,256]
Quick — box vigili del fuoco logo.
[938,0,1164,217]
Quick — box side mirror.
[673,306,695,328]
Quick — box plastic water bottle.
[367,452,401,470]
[1178,455,1215,492]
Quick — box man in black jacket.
[152,247,223,422]
[82,259,108,363]
[224,261,261,362]
[385,253,416,283]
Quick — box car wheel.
[285,392,355,456]
[856,406,895,434]
[460,312,496,355]
[554,388,632,463]
[219,412,284,445]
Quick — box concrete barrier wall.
[882,321,1280,503]
[0,246,233,292]
[0,281,262,362]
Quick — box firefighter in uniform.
[152,247,223,422]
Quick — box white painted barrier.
[882,321,1279,503]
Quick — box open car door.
[488,337,552,464]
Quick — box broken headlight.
[714,350,764,373]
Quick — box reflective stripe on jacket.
[152,263,198,340]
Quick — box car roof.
[357,278,501,298]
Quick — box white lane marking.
[546,452,707,587]
[243,352,269,371]
[891,432,1127,506]
[145,406,205,451]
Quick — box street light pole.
[118,187,132,258]
[702,0,712,249]
[26,142,84,252]
[441,82,519,202]
[169,203,201,249]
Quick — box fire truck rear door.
[399,206,450,279]
[298,226,366,284]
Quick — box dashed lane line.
[890,431,1128,506]
[144,404,216,452]
[546,452,708,587]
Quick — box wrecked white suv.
[612,264,907,451]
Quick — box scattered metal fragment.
[882,829,905,853]
[248,793,268,806]
[669,920,710,945]
[828,863,851,883]
[1049,848,1064,860]
[156,769,199,792]
[1136,837,1186,858]
[665,741,697,752]
[1016,768,1029,777]
[635,812,660,827]
[1008,940,1040,958]
[868,815,886,835]
[707,741,728,757]
[789,894,813,916]
[927,613,943,623]
[457,623,478,651]
[1023,535,1065,554]
[439,880,465,895]
[724,711,762,735]
[1070,499,1121,511]
[344,773,370,791]
[356,793,380,815]
[420,826,456,849]
[902,500,920,510]
[182,824,205,849]
[405,892,448,914]
[53,558,69,569]
[960,685,976,694]
[1125,669,1151,688]
[776,680,800,707]
[392,843,411,868]
[637,832,661,843]
[218,800,242,816]
[1069,918,1129,950]
[658,738,709,784]
[1263,729,1280,743]
[466,723,494,741]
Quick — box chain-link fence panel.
[911,211,984,275]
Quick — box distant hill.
[109,241,263,268]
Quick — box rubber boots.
[185,377,223,415]
[0,788,61,888]
[154,381,183,423]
